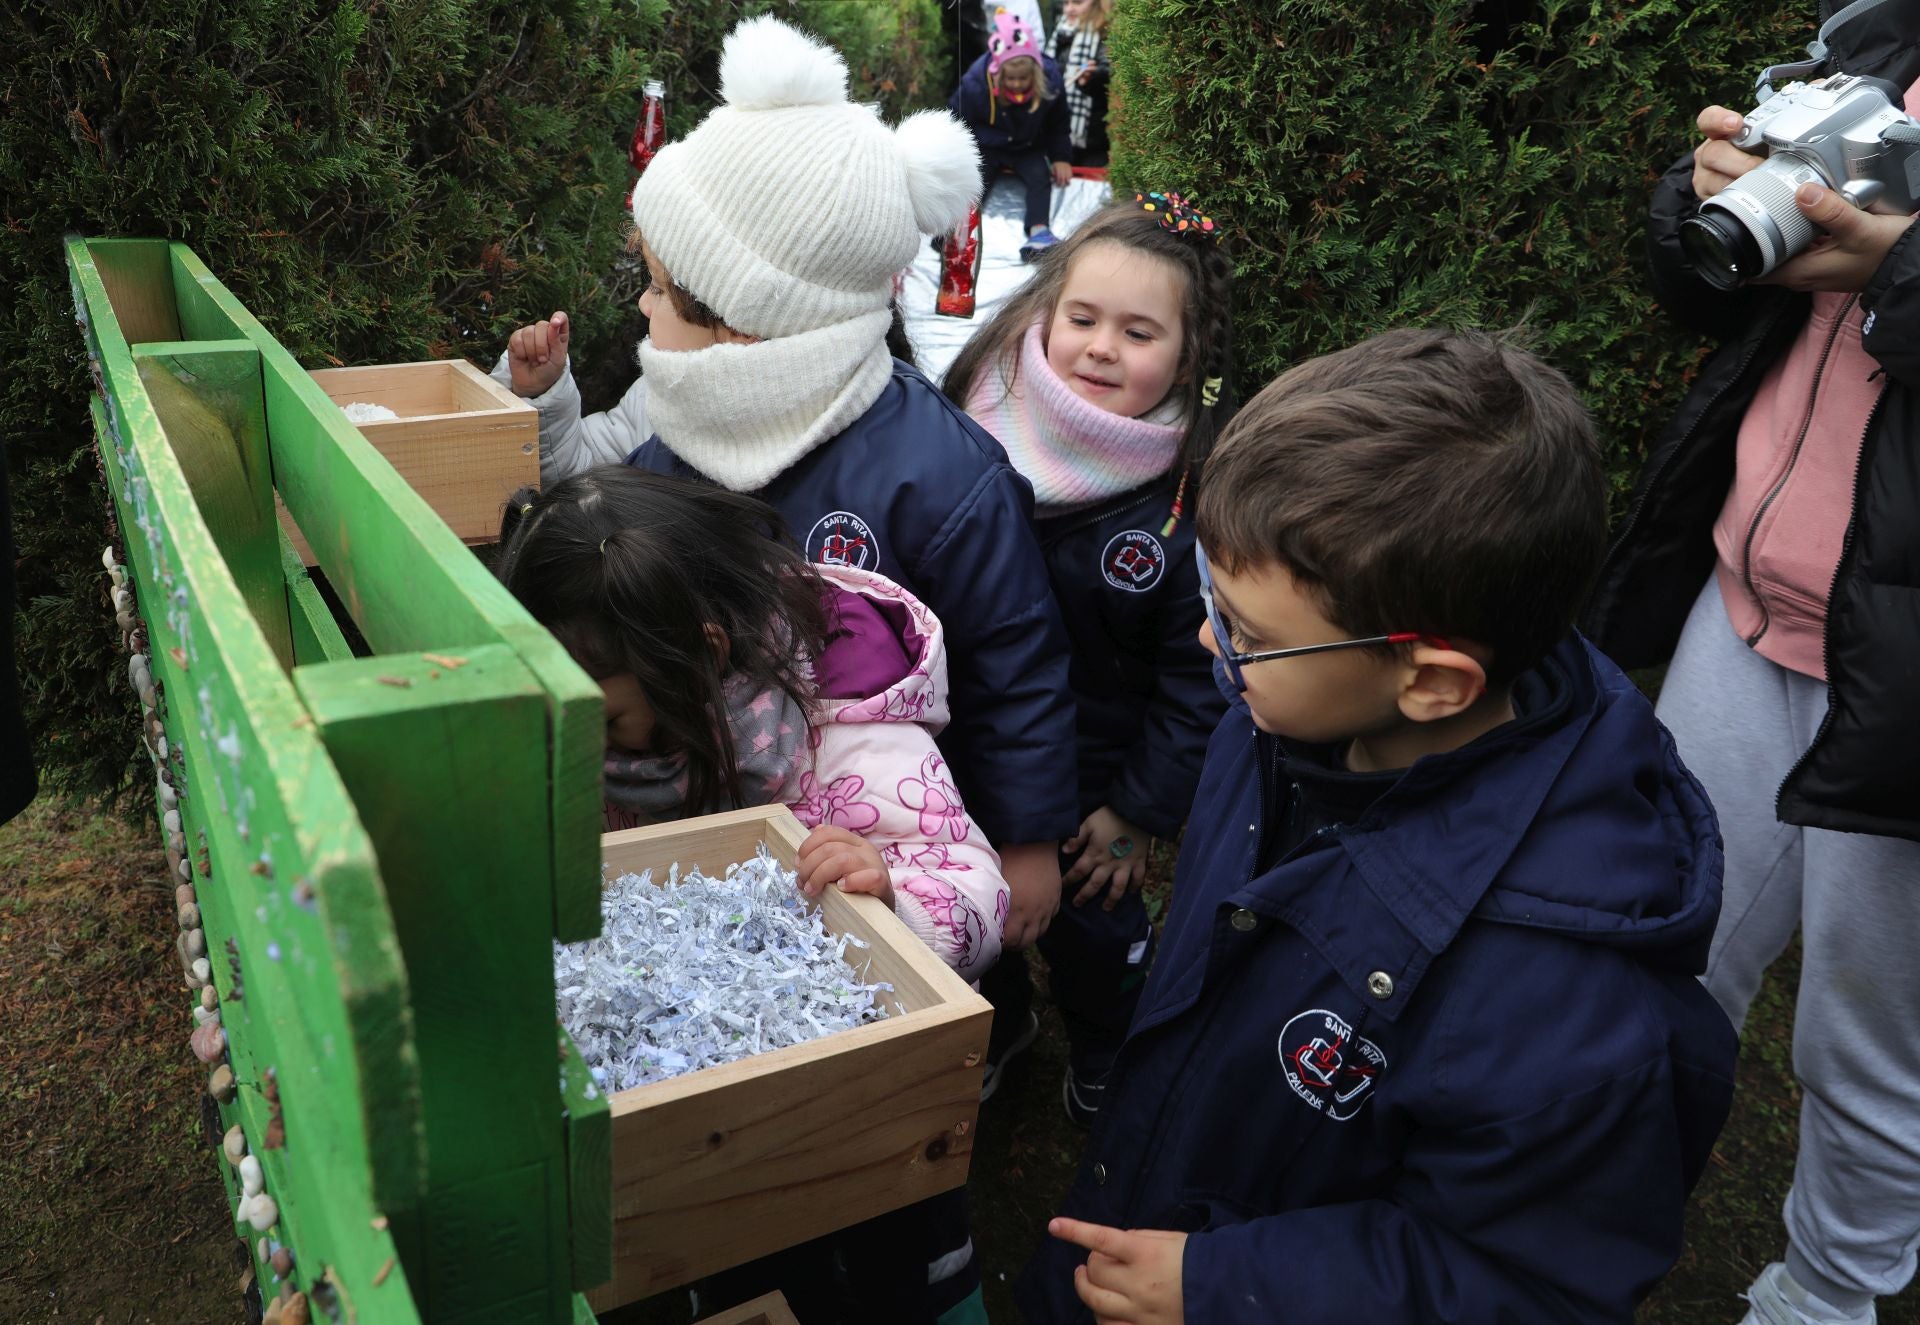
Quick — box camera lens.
[1680,212,1761,291]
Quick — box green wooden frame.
[69,237,610,1323]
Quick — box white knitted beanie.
[631,16,981,340]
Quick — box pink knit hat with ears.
[986,7,1042,78]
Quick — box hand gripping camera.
[1681,73,1920,290]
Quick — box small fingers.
[1696,104,1746,139]
[1072,1264,1133,1321]
[1052,1217,1129,1258]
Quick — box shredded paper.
[339,401,400,423]
[555,847,891,1090]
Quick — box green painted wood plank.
[82,238,182,343]
[296,644,573,1323]
[133,344,293,671]
[281,527,355,665]
[72,237,427,1323]
[161,243,602,943]
[168,244,248,342]
[558,1027,611,1291]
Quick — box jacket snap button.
[1367,970,1395,999]
[1230,908,1257,932]
[1092,1162,1108,1185]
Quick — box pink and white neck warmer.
[964,320,1183,512]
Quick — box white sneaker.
[1739,1262,1877,1325]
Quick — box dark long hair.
[942,198,1237,490]
[495,466,829,813]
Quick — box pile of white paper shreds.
[340,401,399,423]
[555,847,891,1090]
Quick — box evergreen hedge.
[1,0,941,800]
[1108,0,1807,504]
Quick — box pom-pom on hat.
[986,7,1043,78]
[631,16,981,340]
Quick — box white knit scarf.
[637,309,894,492]
[965,319,1184,511]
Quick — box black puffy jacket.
[1583,0,1920,842]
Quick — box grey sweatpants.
[1658,576,1920,1306]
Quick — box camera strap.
[1756,0,1898,99]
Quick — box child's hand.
[1001,841,1062,948]
[1691,105,1763,203]
[1052,160,1073,189]
[798,825,893,909]
[1050,1218,1187,1325]
[1757,182,1915,294]
[1063,806,1148,911]
[507,310,571,398]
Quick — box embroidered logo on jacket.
[807,511,878,570]
[1101,530,1166,592]
[1278,1009,1385,1121]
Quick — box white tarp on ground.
[899,173,1114,389]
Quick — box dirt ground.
[2,800,1915,1324]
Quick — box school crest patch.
[807,510,878,570]
[1278,1008,1385,1121]
[1101,530,1166,593]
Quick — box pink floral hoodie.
[789,565,1007,983]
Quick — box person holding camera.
[1584,3,1920,1321]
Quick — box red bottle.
[935,204,983,319]
[630,79,667,175]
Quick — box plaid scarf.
[1059,23,1106,151]
[602,675,810,829]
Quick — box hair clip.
[520,501,535,515]
[598,536,610,555]
[1201,376,1223,407]
[1135,191,1220,242]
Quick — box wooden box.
[693,1292,801,1325]
[282,359,536,560]
[588,805,992,1311]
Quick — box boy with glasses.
[1020,327,1739,1323]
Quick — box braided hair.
[942,195,1237,495]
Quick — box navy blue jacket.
[1019,636,1738,1322]
[1035,479,1226,838]
[950,53,1072,161]
[626,361,1079,847]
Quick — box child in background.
[950,8,1072,260]
[1050,0,1112,168]
[942,194,1234,1120]
[497,465,1003,1322]
[1023,329,1738,1323]
[509,16,1078,954]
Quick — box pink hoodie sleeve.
[788,731,1006,984]
[788,567,1010,984]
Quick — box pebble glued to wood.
[556,848,892,1092]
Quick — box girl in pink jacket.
[495,464,1007,983]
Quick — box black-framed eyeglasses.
[1195,544,1448,692]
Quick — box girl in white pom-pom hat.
[504,15,1079,971]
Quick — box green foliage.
[789,0,952,121]
[1109,0,1809,504]
[2,0,946,801]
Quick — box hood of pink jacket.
[810,563,952,736]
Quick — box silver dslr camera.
[1681,73,1920,289]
